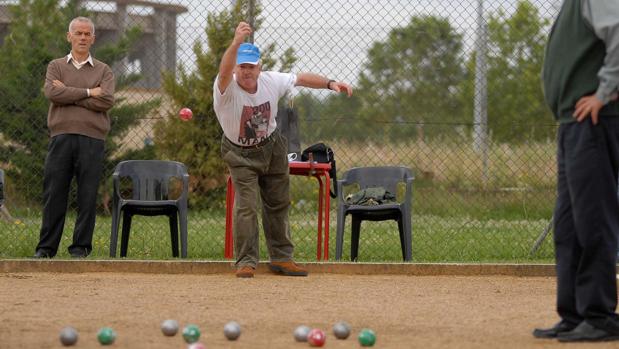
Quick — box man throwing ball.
[213,21,352,278]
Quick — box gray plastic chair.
[110,160,189,258]
[336,166,414,261]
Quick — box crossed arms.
[44,62,115,112]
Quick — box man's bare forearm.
[217,22,252,93]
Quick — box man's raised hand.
[234,22,252,45]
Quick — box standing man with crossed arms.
[34,17,115,258]
[214,22,352,278]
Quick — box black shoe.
[558,321,619,342]
[533,320,577,339]
[69,248,89,258]
[33,250,52,258]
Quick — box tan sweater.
[44,56,115,140]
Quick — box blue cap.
[236,43,261,65]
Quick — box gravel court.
[1,264,619,348]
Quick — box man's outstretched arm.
[295,73,353,97]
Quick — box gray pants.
[221,130,294,267]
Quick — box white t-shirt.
[213,71,296,146]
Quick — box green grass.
[1,139,557,263]
[0,209,555,262]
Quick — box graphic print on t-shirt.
[238,102,271,145]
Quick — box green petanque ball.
[182,324,201,344]
[358,328,376,347]
[97,327,116,345]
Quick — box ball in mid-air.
[179,107,193,121]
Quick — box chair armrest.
[112,172,121,196]
[336,179,349,205]
[404,176,414,207]
[179,173,190,201]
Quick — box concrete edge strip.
[0,259,557,277]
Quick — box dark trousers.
[36,134,104,257]
[554,117,619,329]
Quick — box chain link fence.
[0,0,562,262]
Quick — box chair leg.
[120,211,133,257]
[169,212,179,258]
[403,210,412,262]
[110,206,122,257]
[397,217,406,261]
[179,204,188,258]
[335,210,346,260]
[351,216,361,262]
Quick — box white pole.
[473,0,489,184]
[248,0,255,43]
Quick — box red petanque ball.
[307,328,326,347]
[179,107,193,121]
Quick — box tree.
[355,16,465,142]
[294,91,363,142]
[155,0,296,208]
[0,0,158,206]
[460,1,553,143]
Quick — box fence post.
[473,0,489,185]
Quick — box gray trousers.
[221,130,294,267]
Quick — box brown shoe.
[268,261,308,276]
[235,266,255,278]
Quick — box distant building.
[0,0,187,90]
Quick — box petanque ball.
[333,321,351,339]
[307,328,326,347]
[179,107,193,121]
[224,321,241,340]
[293,325,311,342]
[182,324,201,344]
[161,319,179,336]
[97,327,116,345]
[59,326,78,346]
[358,328,377,347]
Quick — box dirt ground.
[1,270,618,349]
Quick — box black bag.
[301,143,338,198]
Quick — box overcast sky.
[74,0,561,86]
[171,0,560,84]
